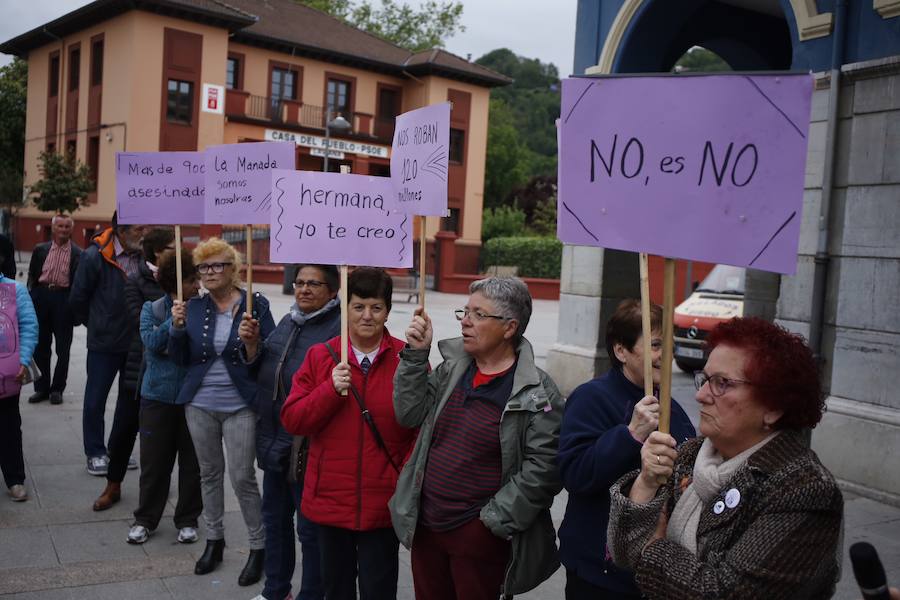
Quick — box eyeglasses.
[454,308,510,322]
[293,280,327,290]
[694,371,754,398]
[195,262,232,275]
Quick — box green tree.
[29,150,94,214]
[476,48,560,199]
[674,47,731,72]
[297,0,464,52]
[0,58,27,212]
[484,98,533,208]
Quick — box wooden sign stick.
[175,225,183,302]
[658,258,676,434]
[419,215,427,309]
[639,253,653,398]
[246,224,254,316]
[339,164,351,395]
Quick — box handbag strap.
[324,343,400,474]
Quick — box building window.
[327,78,351,117]
[271,68,296,100]
[90,39,103,86]
[69,48,80,91]
[49,53,60,97]
[442,208,461,234]
[65,139,76,158]
[166,79,193,124]
[449,128,465,164]
[226,57,240,90]
[46,141,56,153]
[87,135,100,190]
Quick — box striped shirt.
[113,237,141,278]
[419,361,516,531]
[38,240,72,287]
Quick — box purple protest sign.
[204,141,296,224]
[115,152,205,224]
[390,102,450,216]
[0,283,20,398]
[558,74,813,274]
[270,170,413,268]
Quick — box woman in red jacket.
[281,267,417,600]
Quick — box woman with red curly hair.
[606,317,843,599]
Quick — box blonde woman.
[169,238,275,585]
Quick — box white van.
[673,265,745,372]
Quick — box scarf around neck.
[666,432,779,554]
[290,296,339,327]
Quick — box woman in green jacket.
[389,276,564,599]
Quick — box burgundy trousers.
[411,518,512,600]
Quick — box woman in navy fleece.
[557,299,695,599]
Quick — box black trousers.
[30,287,74,394]
[318,525,399,600]
[565,568,643,600]
[106,383,140,483]
[0,394,25,488]
[132,400,202,530]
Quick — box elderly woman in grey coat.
[606,317,843,600]
[390,277,563,600]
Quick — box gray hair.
[469,276,532,343]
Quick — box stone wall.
[782,57,900,505]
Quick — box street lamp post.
[285,107,353,293]
[323,107,351,172]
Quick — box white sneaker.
[177,526,198,544]
[126,456,138,470]
[127,524,151,544]
[86,456,109,476]
[8,484,27,502]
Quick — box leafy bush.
[528,199,557,237]
[483,236,562,279]
[482,206,526,242]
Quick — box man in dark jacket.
[239,264,340,600]
[27,214,82,405]
[70,212,146,476]
[92,228,173,511]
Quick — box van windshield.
[696,265,745,295]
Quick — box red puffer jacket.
[281,330,417,531]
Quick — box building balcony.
[225,90,394,142]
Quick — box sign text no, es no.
[269,170,413,268]
[115,151,206,225]
[390,102,450,216]
[204,141,296,225]
[557,74,813,275]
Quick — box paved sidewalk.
[0,278,897,598]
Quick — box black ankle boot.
[237,548,265,586]
[194,539,225,575]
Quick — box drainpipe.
[808,0,848,362]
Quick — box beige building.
[2,0,508,272]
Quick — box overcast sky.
[0,0,579,74]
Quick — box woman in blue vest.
[558,299,696,599]
[169,237,275,586]
[239,264,341,600]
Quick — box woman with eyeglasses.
[281,267,417,600]
[390,277,564,600]
[557,299,695,599]
[606,317,843,599]
[169,237,275,586]
[238,264,341,600]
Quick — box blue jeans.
[262,468,323,600]
[82,350,129,458]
